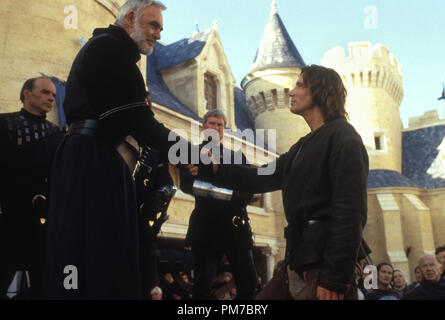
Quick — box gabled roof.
[155,29,212,71]
[402,124,445,189]
[146,43,202,121]
[247,7,305,75]
[234,87,255,131]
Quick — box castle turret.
[242,0,307,153]
[322,42,404,172]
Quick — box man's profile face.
[289,74,315,116]
[128,5,163,55]
[203,116,225,140]
[23,78,56,116]
[420,256,442,282]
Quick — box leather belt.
[67,119,99,136]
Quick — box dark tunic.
[43,25,179,300]
[0,109,63,298]
[180,144,253,252]
[213,118,369,294]
[180,144,257,300]
[403,278,445,300]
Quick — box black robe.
[43,25,180,300]
[0,109,63,298]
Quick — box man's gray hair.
[115,0,166,27]
[150,286,162,294]
[418,254,442,266]
[203,110,227,127]
[393,268,405,276]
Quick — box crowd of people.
[147,269,263,301]
[357,246,445,300]
[147,245,445,300]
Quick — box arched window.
[205,73,217,110]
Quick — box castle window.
[205,73,217,110]
[374,133,385,151]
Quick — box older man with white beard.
[43,0,187,300]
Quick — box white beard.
[130,22,154,55]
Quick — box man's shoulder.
[0,110,21,121]
[84,31,122,55]
[0,111,23,129]
[326,118,364,144]
[402,286,423,300]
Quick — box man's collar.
[21,108,47,121]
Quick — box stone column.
[262,246,279,282]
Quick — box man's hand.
[185,148,219,177]
[185,164,219,176]
[316,286,344,300]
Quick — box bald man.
[403,255,445,300]
[0,77,64,299]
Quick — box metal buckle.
[32,194,47,207]
[232,216,246,228]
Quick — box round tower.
[0,0,126,121]
[242,1,308,154]
[322,42,404,172]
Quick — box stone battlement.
[246,88,290,118]
[322,42,404,105]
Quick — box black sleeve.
[82,35,186,161]
[154,161,174,189]
[318,137,369,294]
[179,164,195,196]
[0,118,9,172]
[213,153,286,194]
[0,118,9,210]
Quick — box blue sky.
[160,0,445,128]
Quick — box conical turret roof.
[248,1,305,74]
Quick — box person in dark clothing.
[158,272,190,300]
[180,110,258,300]
[403,254,445,300]
[135,146,176,300]
[436,245,445,277]
[43,1,189,299]
[187,65,369,300]
[366,263,401,300]
[0,77,64,299]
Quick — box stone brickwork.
[322,42,404,173]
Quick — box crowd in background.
[357,245,445,300]
[147,245,445,300]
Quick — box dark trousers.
[139,241,158,300]
[192,248,257,300]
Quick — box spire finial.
[271,0,277,14]
[195,19,200,32]
[439,78,445,101]
[213,20,219,31]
